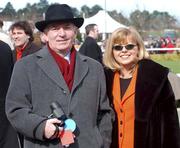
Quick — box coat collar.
[35,46,89,94]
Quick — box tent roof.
[79,10,126,33]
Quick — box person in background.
[165,37,175,53]
[6,4,114,148]
[175,38,180,54]
[0,19,13,49]
[9,21,40,63]
[103,27,180,148]
[79,24,103,64]
[0,40,19,148]
[39,31,47,46]
[158,37,167,54]
[9,20,41,148]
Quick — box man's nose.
[12,33,18,39]
[57,28,65,36]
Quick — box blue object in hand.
[64,119,76,132]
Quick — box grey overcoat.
[6,46,114,148]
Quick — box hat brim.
[35,18,84,32]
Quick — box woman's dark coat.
[0,40,19,148]
[105,59,180,148]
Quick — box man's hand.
[44,118,62,139]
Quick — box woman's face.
[112,36,139,69]
[11,28,30,48]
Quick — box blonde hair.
[103,26,149,70]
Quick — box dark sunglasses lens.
[126,44,135,50]
[113,45,123,51]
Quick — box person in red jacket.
[165,37,175,53]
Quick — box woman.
[103,27,180,148]
[9,21,40,63]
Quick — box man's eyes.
[51,25,73,30]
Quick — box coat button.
[63,90,66,94]
[69,112,74,118]
[120,121,123,125]
[120,133,123,137]
[120,109,123,113]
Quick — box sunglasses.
[112,44,137,51]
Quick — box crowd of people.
[0,3,180,148]
[144,35,180,54]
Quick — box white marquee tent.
[79,10,126,34]
[2,21,14,32]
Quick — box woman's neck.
[120,64,137,79]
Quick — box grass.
[150,53,180,73]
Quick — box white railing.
[146,48,180,51]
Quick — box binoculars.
[50,101,67,127]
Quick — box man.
[0,41,19,148]
[9,20,41,148]
[79,24,103,64]
[9,21,40,63]
[6,4,113,148]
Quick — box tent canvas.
[79,10,126,33]
[2,21,14,32]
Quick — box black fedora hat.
[35,4,84,32]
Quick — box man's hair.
[85,24,97,35]
[9,21,34,42]
[0,19,3,28]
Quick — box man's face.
[93,25,99,39]
[44,22,77,55]
[11,28,30,48]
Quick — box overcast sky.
[1,0,180,20]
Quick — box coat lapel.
[71,53,88,94]
[35,47,69,92]
[112,71,121,108]
[121,66,138,104]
